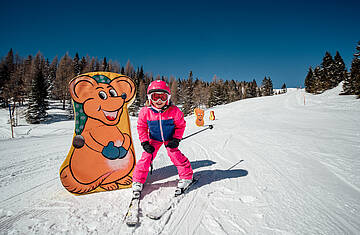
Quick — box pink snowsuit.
[132,105,193,184]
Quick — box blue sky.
[1,0,359,88]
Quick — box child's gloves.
[141,141,155,153]
[166,138,180,148]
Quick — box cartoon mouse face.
[70,75,135,126]
[196,111,204,121]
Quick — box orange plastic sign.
[60,72,136,195]
[194,108,205,126]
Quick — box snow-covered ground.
[0,85,359,234]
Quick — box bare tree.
[54,53,74,109]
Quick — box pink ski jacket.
[137,106,186,143]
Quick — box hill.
[0,86,359,234]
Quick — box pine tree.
[312,66,323,94]
[251,79,258,97]
[170,76,178,105]
[39,55,49,114]
[351,41,360,97]
[42,59,50,111]
[192,78,201,106]
[333,51,347,86]
[342,72,352,94]
[268,77,273,95]
[94,57,101,71]
[73,53,81,76]
[261,77,267,96]
[244,81,253,98]
[102,57,108,71]
[128,71,139,116]
[177,79,185,105]
[237,81,244,100]
[181,71,195,116]
[226,80,239,102]
[137,66,145,105]
[80,56,87,73]
[89,57,96,72]
[240,82,246,99]
[47,56,58,98]
[207,82,217,107]
[0,49,14,106]
[319,52,331,90]
[208,76,224,107]
[129,66,142,114]
[138,79,147,106]
[223,80,230,103]
[83,55,92,73]
[281,83,287,93]
[343,41,360,95]
[261,77,273,96]
[26,52,48,123]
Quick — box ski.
[124,196,140,227]
[146,177,199,220]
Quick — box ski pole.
[181,125,213,141]
[150,153,154,175]
[150,125,214,174]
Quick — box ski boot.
[175,179,193,197]
[132,182,143,199]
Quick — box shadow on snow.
[142,159,248,196]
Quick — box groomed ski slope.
[0,85,359,234]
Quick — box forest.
[2,41,358,125]
[0,50,283,124]
[304,41,360,97]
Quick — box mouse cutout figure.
[194,108,205,127]
[59,72,136,195]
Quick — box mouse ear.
[110,75,136,103]
[69,75,98,103]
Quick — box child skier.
[132,80,193,197]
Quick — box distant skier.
[132,80,193,197]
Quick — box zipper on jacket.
[159,112,165,142]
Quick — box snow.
[0,85,359,234]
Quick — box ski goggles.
[149,92,170,102]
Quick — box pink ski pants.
[132,139,193,184]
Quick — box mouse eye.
[109,89,118,97]
[98,91,108,100]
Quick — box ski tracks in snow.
[160,139,251,234]
[141,138,241,235]
[239,135,360,234]
[153,140,213,234]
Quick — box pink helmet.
[147,80,171,95]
